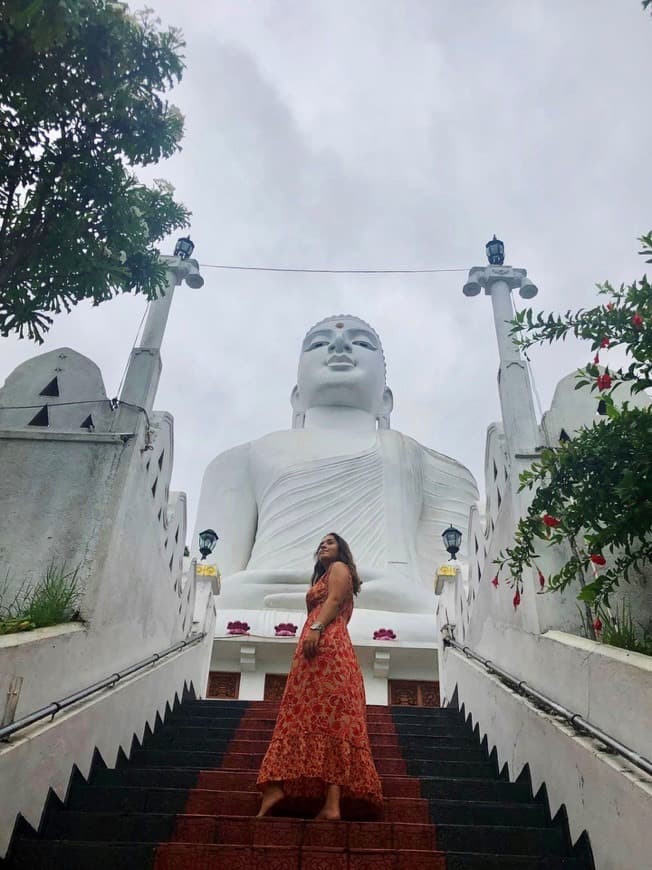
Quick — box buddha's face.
[296,317,387,415]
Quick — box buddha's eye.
[352,340,375,350]
[308,340,329,350]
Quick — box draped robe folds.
[209,429,478,622]
[248,438,404,573]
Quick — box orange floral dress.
[256,566,382,815]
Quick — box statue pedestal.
[214,607,437,646]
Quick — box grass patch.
[580,599,652,656]
[0,565,83,635]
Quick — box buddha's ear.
[291,385,305,429]
[378,386,393,430]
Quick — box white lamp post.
[462,237,540,460]
[120,239,204,414]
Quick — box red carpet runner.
[153,701,445,870]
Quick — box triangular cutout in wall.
[40,377,60,397]
[80,415,95,431]
[28,406,49,427]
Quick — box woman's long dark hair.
[310,532,361,595]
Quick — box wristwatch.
[310,622,325,633]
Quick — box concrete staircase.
[3,697,594,869]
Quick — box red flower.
[513,589,521,609]
[632,313,644,328]
[593,353,600,365]
[593,617,603,633]
[596,373,612,391]
[606,302,614,311]
[590,554,606,566]
[543,514,561,528]
[537,568,545,590]
[491,575,499,588]
[600,337,610,348]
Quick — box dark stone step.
[67,785,189,814]
[150,724,260,739]
[420,776,532,803]
[155,720,261,739]
[445,852,589,869]
[90,767,199,790]
[129,748,230,768]
[145,734,233,752]
[396,741,482,754]
[395,746,486,763]
[166,705,257,719]
[428,798,548,827]
[184,699,250,708]
[156,723,476,741]
[156,721,473,744]
[142,734,486,764]
[43,811,175,843]
[393,722,473,737]
[9,840,587,870]
[162,710,249,722]
[394,734,478,747]
[406,759,496,779]
[437,823,567,856]
[390,708,463,720]
[162,714,277,729]
[5,840,156,870]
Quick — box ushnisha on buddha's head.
[291,315,393,426]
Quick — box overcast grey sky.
[1,0,651,538]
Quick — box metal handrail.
[0,632,206,742]
[443,634,652,778]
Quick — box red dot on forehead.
[335,322,344,328]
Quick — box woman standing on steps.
[257,532,383,820]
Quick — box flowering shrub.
[496,232,652,624]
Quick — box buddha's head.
[291,315,393,428]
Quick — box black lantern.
[174,236,195,260]
[442,525,462,561]
[198,528,219,560]
[486,235,505,266]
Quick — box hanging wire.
[196,262,468,275]
[115,300,150,399]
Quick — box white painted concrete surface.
[209,635,438,704]
[440,647,652,870]
[0,343,216,857]
[0,628,214,858]
[0,349,193,716]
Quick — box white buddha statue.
[194,315,478,644]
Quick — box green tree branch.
[497,234,652,615]
[0,0,190,341]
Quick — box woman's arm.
[303,563,351,658]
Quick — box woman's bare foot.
[257,783,284,817]
[315,783,341,820]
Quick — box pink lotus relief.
[373,628,397,640]
[274,623,298,637]
[226,620,250,635]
